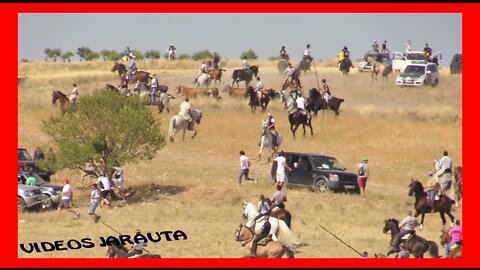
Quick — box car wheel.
[432,79,439,87]
[314,179,329,193]
[18,197,26,212]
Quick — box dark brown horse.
[288,110,313,138]
[209,68,226,86]
[51,90,70,113]
[111,61,150,85]
[408,179,455,229]
[246,86,272,113]
[264,198,292,229]
[232,66,259,87]
[107,243,161,258]
[453,166,462,207]
[383,218,439,258]
[439,229,462,258]
[306,88,344,116]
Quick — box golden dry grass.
[18,59,462,258]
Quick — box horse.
[338,58,354,76]
[298,59,311,74]
[157,92,175,113]
[264,198,292,229]
[106,243,161,258]
[383,218,439,258]
[367,56,392,81]
[439,229,462,258]
[51,90,70,113]
[246,86,271,113]
[195,73,211,88]
[257,120,283,162]
[306,88,344,116]
[231,66,259,87]
[288,110,313,138]
[168,109,202,142]
[209,68,226,86]
[111,61,150,85]
[281,74,301,91]
[277,59,289,74]
[453,166,462,207]
[241,201,302,251]
[234,224,294,258]
[407,179,455,229]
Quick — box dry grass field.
[17,59,462,258]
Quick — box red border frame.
[10,3,474,268]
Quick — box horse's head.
[193,109,202,124]
[383,218,398,233]
[439,229,450,246]
[111,61,119,72]
[51,91,58,104]
[250,66,259,77]
[175,86,182,94]
[242,201,249,220]
[408,178,422,196]
[234,224,253,243]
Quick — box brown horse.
[107,243,161,258]
[408,179,455,229]
[51,90,70,113]
[367,56,392,81]
[264,198,292,229]
[439,229,462,258]
[246,86,272,113]
[234,224,294,258]
[232,66,259,87]
[453,166,462,207]
[111,61,150,85]
[209,68,226,86]
[306,88,344,116]
[383,218,439,258]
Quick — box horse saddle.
[131,70,137,75]
[401,233,414,241]
[257,234,273,246]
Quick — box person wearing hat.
[168,44,176,61]
[89,183,101,223]
[149,73,159,105]
[387,209,419,256]
[123,229,146,258]
[255,76,265,104]
[123,46,131,61]
[425,171,439,212]
[372,40,379,53]
[321,79,332,108]
[128,54,137,82]
[57,178,81,218]
[356,157,370,199]
[263,112,278,147]
[424,43,433,61]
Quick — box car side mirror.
[427,70,432,74]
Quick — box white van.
[392,51,442,73]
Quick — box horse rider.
[424,43,433,62]
[70,83,79,105]
[445,219,462,257]
[280,46,289,61]
[271,184,287,210]
[261,113,278,147]
[250,213,271,257]
[425,171,439,213]
[250,195,271,231]
[241,56,251,76]
[149,73,159,105]
[122,229,146,258]
[295,91,307,115]
[168,44,176,61]
[255,76,264,104]
[405,40,412,54]
[283,62,296,85]
[435,150,453,197]
[123,46,131,62]
[212,52,220,69]
[303,44,313,63]
[387,210,420,255]
[128,55,137,82]
[372,40,379,53]
[179,97,193,125]
[321,79,332,108]
[194,60,211,84]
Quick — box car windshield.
[406,53,425,60]
[310,156,346,171]
[19,172,46,185]
[18,149,33,161]
[403,65,425,76]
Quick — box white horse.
[168,109,202,142]
[156,92,174,113]
[242,201,302,250]
[196,73,211,88]
[258,120,283,162]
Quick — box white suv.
[392,51,442,73]
[395,61,440,87]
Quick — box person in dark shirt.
[250,213,271,257]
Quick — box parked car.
[395,61,440,87]
[18,170,62,209]
[271,152,360,193]
[358,51,390,72]
[450,54,462,74]
[18,147,52,181]
[392,51,443,73]
[18,184,45,211]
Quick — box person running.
[238,151,257,185]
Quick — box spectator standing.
[57,178,81,218]
[112,162,127,202]
[357,157,370,199]
[33,146,45,161]
[273,151,292,187]
[70,83,79,105]
[88,183,101,223]
[25,171,36,186]
[96,175,114,208]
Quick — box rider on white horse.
[178,97,192,124]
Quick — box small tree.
[131,50,144,60]
[85,51,100,61]
[52,48,63,62]
[60,51,74,62]
[178,53,191,60]
[42,90,165,175]
[240,50,258,60]
[191,50,213,61]
[44,48,55,62]
[145,50,161,59]
[76,46,92,62]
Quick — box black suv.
[450,54,462,75]
[272,152,360,193]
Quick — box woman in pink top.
[445,219,462,257]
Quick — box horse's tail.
[277,219,303,250]
[168,117,176,137]
[427,240,440,258]
[284,247,295,258]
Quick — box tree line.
[42,47,259,62]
